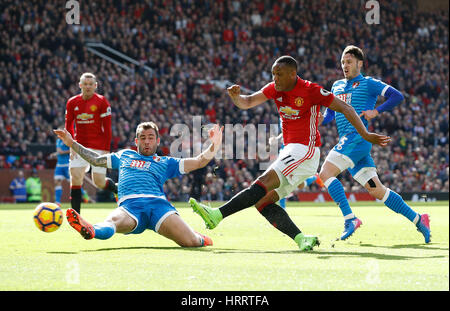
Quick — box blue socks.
[55,186,62,205]
[383,189,419,224]
[325,177,354,219]
[305,175,317,187]
[93,222,116,240]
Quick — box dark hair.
[274,55,298,72]
[342,45,364,61]
[136,122,159,138]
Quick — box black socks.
[219,182,267,218]
[258,203,302,240]
[70,187,82,214]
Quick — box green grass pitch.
[0,201,448,291]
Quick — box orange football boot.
[66,208,95,240]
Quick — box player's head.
[341,45,364,80]
[79,72,98,97]
[271,56,298,91]
[135,122,160,156]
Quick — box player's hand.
[227,85,241,101]
[359,109,379,121]
[318,111,324,125]
[53,128,74,148]
[208,124,224,150]
[269,136,277,145]
[363,132,391,147]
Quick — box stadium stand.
[0,0,448,202]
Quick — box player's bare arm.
[227,85,268,110]
[328,97,391,147]
[359,109,379,121]
[183,124,224,173]
[53,128,108,167]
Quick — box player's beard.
[139,145,157,156]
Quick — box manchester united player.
[189,56,391,251]
[65,72,117,213]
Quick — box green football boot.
[189,198,223,229]
[294,233,320,251]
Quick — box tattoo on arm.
[72,142,108,167]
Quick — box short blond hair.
[79,72,97,83]
[136,122,159,138]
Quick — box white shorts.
[268,143,320,199]
[70,149,108,174]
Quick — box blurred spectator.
[9,169,27,203]
[25,169,42,203]
[0,0,448,199]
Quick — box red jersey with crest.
[65,93,112,151]
[262,77,334,147]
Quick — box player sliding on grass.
[189,55,391,251]
[54,122,224,248]
[319,45,431,242]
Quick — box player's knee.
[365,179,385,200]
[92,175,106,189]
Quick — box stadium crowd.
[0,0,448,201]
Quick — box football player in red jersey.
[189,56,391,251]
[64,73,117,213]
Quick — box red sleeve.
[309,83,334,107]
[101,98,112,151]
[261,82,277,100]
[64,99,75,137]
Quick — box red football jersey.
[262,77,334,147]
[65,93,112,151]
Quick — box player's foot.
[341,217,362,240]
[113,192,118,203]
[66,208,95,240]
[196,232,213,246]
[295,233,320,251]
[416,214,431,243]
[189,198,222,229]
[314,173,325,188]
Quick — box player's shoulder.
[67,94,82,104]
[114,148,138,158]
[363,75,385,84]
[332,79,346,87]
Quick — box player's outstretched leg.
[66,208,95,240]
[189,198,222,229]
[380,188,431,243]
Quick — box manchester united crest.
[294,97,304,107]
[90,105,97,112]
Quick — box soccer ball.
[33,202,63,232]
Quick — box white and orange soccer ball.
[33,202,63,232]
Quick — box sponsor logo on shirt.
[76,113,94,124]
[279,106,299,117]
[130,160,151,170]
[336,93,352,105]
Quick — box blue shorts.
[54,165,70,180]
[328,132,376,177]
[119,197,178,234]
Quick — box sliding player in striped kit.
[320,45,431,242]
[55,122,223,248]
[189,55,391,251]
